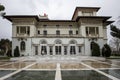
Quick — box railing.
[36,34,82,38]
[16,34,30,37]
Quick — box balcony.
[35,34,82,38]
[86,34,99,38]
[16,33,30,37]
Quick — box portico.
[33,39,83,56]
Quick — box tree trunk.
[4,46,8,56]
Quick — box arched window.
[69,40,77,55]
[41,40,47,44]
[21,41,25,51]
[40,40,47,55]
[54,39,62,55]
[55,39,62,44]
[69,40,77,44]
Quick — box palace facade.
[4,7,113,56]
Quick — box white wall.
[12,38,32,56]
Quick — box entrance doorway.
[70,46,76,55]
[55,46,61,55]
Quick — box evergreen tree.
[102,44,111,57]
[14,46,20,57]
[91,41,100,56]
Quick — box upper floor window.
[43,25,47,27]
[86,27,99,37]
[43,30,47,35]
[69,30,73,35]
[27,27,30,35]
[56,25,60,29]
[56,30,60,35]
[20,41,25,51]
[76,30,78,35]
[38,30,40,34]
[56,25,59,27]
[16,26,30,35]
[20,27,26,34]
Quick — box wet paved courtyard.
[0,56,119,80]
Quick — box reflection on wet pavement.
[61,63,88,69]
[82,60,120,69]
[0,62,33,69]
[0,70,15,77]
[5,71,55,80]
[100,69,120,79]
[61,70,112,80]
[98,59,120,66]
[28,63,56,69]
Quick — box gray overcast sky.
[0,0,120,40]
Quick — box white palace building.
[4,7,113,56]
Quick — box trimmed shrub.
[102,44,111,57]
[91,41,100,56]
[14,46,20,57]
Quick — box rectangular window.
[27,27,30,35]
[35,46,38,55]
[86,27,99,37]
[16,26,30,35]
[38,30,40,34]
[17,27,19,34]
[78,46,81,53]
[43,25,47,26]
[64,46,67,55]
[20,27,26,34]
[89,27,95,36]
[56,25,59,27]
[76,30,78,35]
[55,46,58,55]
[49,46,53,55]
[86,27,89,36]
[70,46,76,55]
[56,30,60,35]
[43,30,47,35]
[41,46,47,55]
[69,30,73,35]
[69,25,72,27]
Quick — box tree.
[91,41,100,56]
[0,4,5,11]
[14,46,20,57]
[0,4,5,17]
[110,38,120,55]
[102,44,111,57]
[0,39,12,56]
[110,25,120,54]
[110,25,120,39]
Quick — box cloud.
[0,0,120,39]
